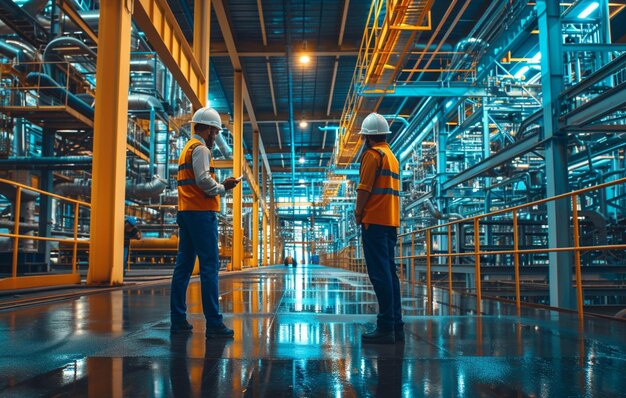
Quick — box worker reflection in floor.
[170,106,240,338]
[169,334,230,395]
[354,113,403,344]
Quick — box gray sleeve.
[191,146,226,196]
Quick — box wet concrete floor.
[1,264,625,397]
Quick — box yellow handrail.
[0,178,90,290]
[396,176,626,320]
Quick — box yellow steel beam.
[193,0,210,83]
[213,159,233,169]
[213,0,273,197]
[133,0,206,109]
[87,0,132,286]
[232,70,243,270]
[241,161,260,200]
[252,130,259,267]
[126,144,150,162]
[57,0,98,45]
[269,179,275,264]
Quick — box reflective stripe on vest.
[371,187,400,196]
[177,138,220,211]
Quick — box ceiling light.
[578,2,599,18]
[299,156,305,164]
[298,179,305,183]
[299,120,308,128]
[299,54,310,64]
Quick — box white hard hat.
[191,107,222,130]
[358,113,391,135]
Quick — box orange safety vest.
[360,143,400,227]
[177,137,220,211]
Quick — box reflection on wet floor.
[1,264,625,397]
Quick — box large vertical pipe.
[149,108,156,175]
[87,0,132,285]
[252,130,260,266]
[232,70,243,270]
[538,0,573,308]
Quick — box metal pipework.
[55,175,167,199]
[423,199,463,220]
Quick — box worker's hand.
[222,177,240,191]
[354,211,363,225]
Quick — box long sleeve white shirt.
[190,134,226,196]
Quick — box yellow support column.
[252,130,259,267]
[232,70,243,270]
[193,0,210,100]
[262,167,268,265]
[269,179,275,264]
[87,0,132,285]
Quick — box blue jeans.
[362,224,403,331]
[123,246,129,272]
[170,211,223,326]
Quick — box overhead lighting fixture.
[299,120,308,128]
[298,179,305,184]
[299,156,305,164]
[578,2,599,18]
[299,54,310,64]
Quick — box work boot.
[361,328,395,344]
[170,320,193,334]
[205,323,234,339]
[395,327,405,342]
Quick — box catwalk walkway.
[1,264,625,397]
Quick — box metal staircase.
[0,1,48,47]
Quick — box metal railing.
[320,244,365,272]
[0,178,90,290]
[0,61,86,108]
[334,178,626,321]
[398,177,626,321]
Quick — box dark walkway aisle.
[1,264,625,397]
